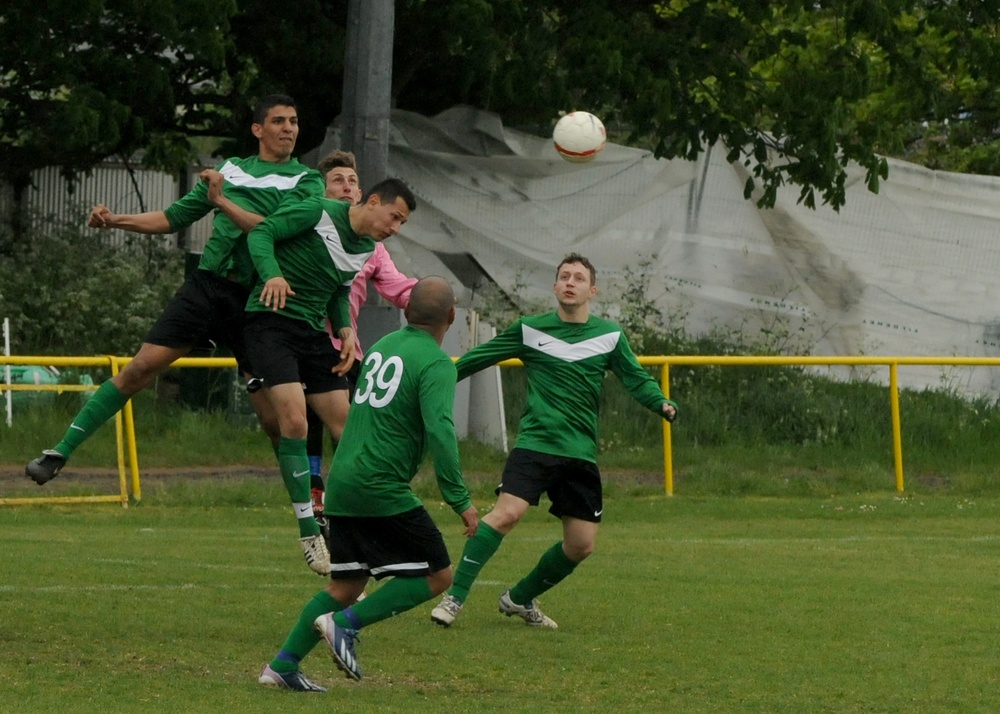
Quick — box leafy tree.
[0,0,238,226]
[379,0,1000,210]
[3,1,998,215]
[0,211,183,355]
[219,0,349,158]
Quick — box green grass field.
[3,480,1000,713]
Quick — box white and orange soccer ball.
[552,111,606,163]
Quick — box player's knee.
[486,504,527,534]
[114,359,160,396]
[564,540,594,563]
[279,414,309,439]
[426,567,453,596]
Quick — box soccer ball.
[552,111,606,163]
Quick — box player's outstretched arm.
[88,203,171,234]
[454,320,524,382]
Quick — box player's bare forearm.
[89,205,171,234]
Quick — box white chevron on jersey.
[522,324,620,362]
[217,160,307,190]
[315,209,373,285]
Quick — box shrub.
[0,211,183,356]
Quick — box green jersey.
[456,312,677,463]
[163,155,324,289]
[246,198,375,332]
[326,326,472,518]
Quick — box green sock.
[448,522,505,603]
[53,381,130,457]
[333,577,433,629]
[269,590,343,673]
[509,541,579,605]
[277,437,319,537]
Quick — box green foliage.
[0,0,239,192]
[220,0,348,157]
[0,211,183,355]
[597,255,690,354]
[381,0,1000,209]
[5,1,998,218]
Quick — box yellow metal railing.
[5,353,1000,503]
[497,354,1000,496]
[639,355,1000,496]
[1,355,237,507]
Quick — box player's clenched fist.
[88,203,113,228]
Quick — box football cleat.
[300,534,331,575]
[498,589,558,629]
[315,613,362,681]
[430,593,463,627]
[25,450,67,485]
[258,664,327,692]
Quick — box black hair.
[252,94,296,124]
[361,178,417,212]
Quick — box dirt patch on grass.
[0,463,278,496]
[0,463,665,497]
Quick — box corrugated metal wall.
[4,163,214,254]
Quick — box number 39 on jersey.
[354,351,404,407]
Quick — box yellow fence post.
[661,363,674,496]
[0,355,128,506]
[106,356,131,507]
[114,356,143,503]
[889,362,905,492]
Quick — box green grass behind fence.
[6,359,1000,497]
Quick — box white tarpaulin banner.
[307,107,1000,397]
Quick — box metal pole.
[889,362,905,492]
[662,363,674,496]
[341,0,394,188]
[4,317,11,427]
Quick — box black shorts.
[144,269,252,372]
[499,448,604,523]
[243,312,350,394]
[327,506,451,580]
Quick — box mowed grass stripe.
[2,492,1000,713]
